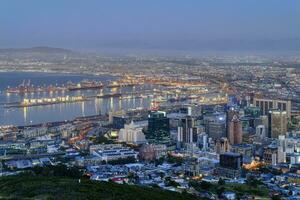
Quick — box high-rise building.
[231,143,253,158]
[226,107,239,137]
[118,121,147,145]
[256,125,266,139]
[177,115,195,144]
[260,115,269,131]
[208,121,226,140]
[197,132,208,151]
[219,153,243,170]
[244,106,261,118]
[278,135,287,163]
[268,110,287,138]
[253,98,291,118]
[147,111,170,144]
[263,145,278,165]
[228,115,243,145]
[215,137,230,154]
[227,108,239,123]
[217,153,243,178]
[203,113,226,140]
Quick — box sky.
[1,0,300,52]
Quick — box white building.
[256,125,266,139]
[22,127,48,138]
[278,134,300,164]
[91,144,138,162]
[118,121,146,144]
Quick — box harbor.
[6,80,105,94]
[4,96,88,108]
[5,77,141,94]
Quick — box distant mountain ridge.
[0,46,73,54]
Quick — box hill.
[0,46,73,54]
[0,175,201,200]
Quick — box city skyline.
[0,1,299,199]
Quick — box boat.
[67,80,104,91]
[96,93,122,98]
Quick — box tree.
[218,178,225,185]
[216,186,225,197]
[199,181,213,190]
[271,195,281,200]
[246,176,263,188]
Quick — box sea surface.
[0,72,152,126]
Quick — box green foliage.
[30,164,82,178]
[218,178,225,185]
[94,135,114,144]
[166,180,180,188]
[166,155,183,165]
[246,176,263,188]
[164,176,180,188]
[0,175,201,200]
[189,180,213,191]
[190,180,269,198]
[154,157,165,166]
[107,156,136,165]
[271,195,282,200]
[200,181,213,190]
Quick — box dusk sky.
[1,0,300,51]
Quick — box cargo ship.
[4,96,87,108]
[67,80,104,91]
[107,78,139,88]
[96,93,122,98]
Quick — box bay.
[0,72,152,126]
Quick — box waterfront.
[0,72,152,126]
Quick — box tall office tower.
[268,110,287,138]
[277,135,287,163]
[227,107,239,122]
[226,107,239,137]
[197,132,208,151]
[179,104,202,117]
[179,106,192,116]
[228,115,243,145]
[203,113,226,140]
[215,137,230,154]
[147,111,170,144]
[208,121,226,140]
[253,97,291,118]
[263,145,278,165]
[260,115,269,130]
[256,125,266,139]
[220,153,243,170]
[178,116,195,144]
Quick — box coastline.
[0,69,120,78]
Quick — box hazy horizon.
[1,0,300,52]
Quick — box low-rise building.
[91,144,138,162]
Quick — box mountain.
[0,46,74,54]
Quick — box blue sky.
[1,0,300,51]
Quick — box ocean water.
[0,72,152,126]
